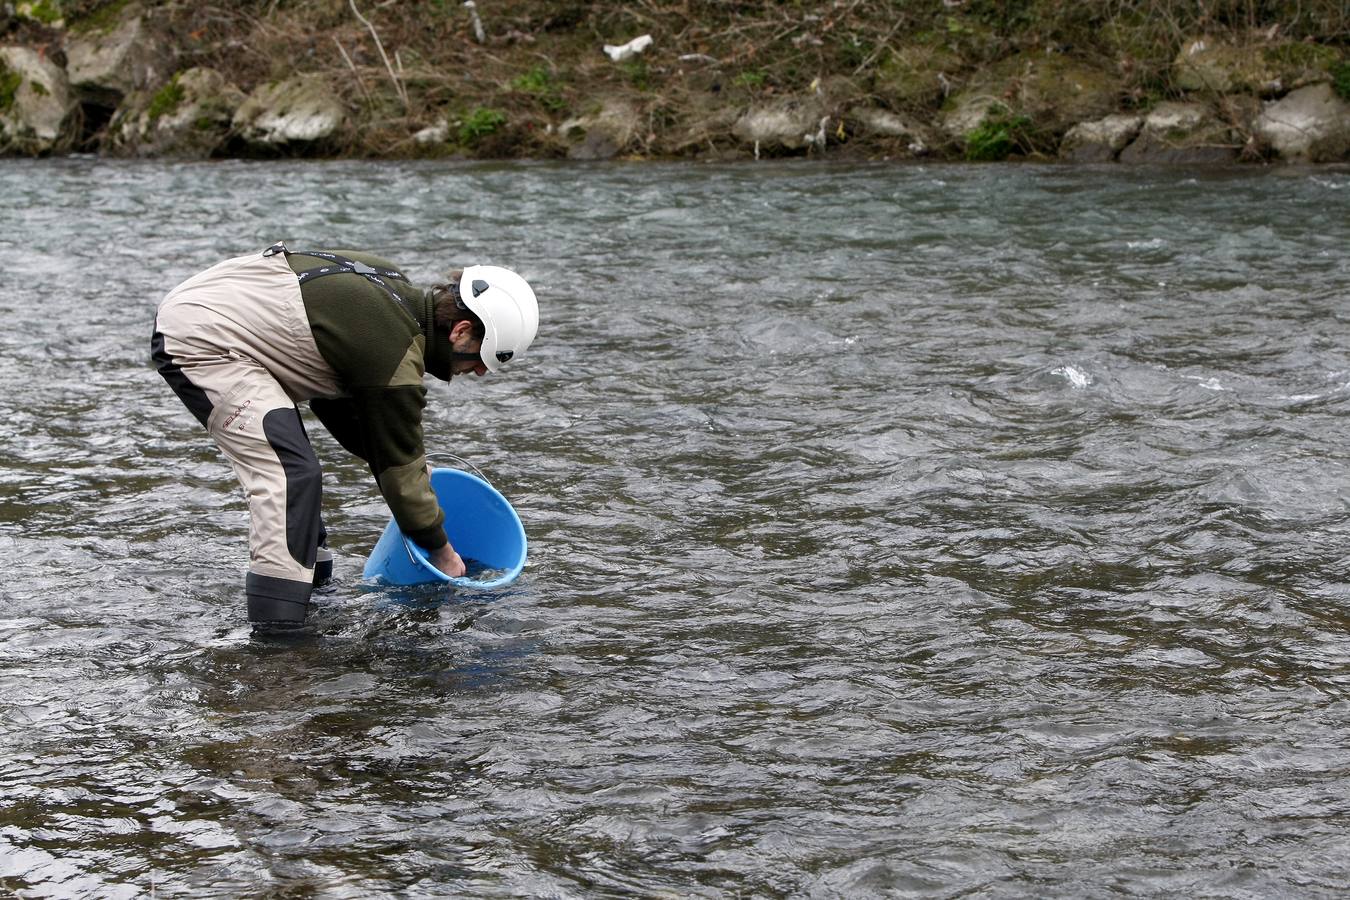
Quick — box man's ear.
[449,319,476,342]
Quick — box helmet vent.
[472,279,489,297]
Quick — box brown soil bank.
[1,0,1348,164]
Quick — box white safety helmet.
[458,265,539,373]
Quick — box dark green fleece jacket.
[288,250,449,552]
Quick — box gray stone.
[108,67,244,158]
[939,93,999,141]
[0,46,77,155]
[233,75,345,147]
[65,6,163,105]
[1253,83,1350,163]
[849,106,917,138]
[1118,101,1238,164]
[413,120,449,146]
[847,106,935,155]
[1174,38,1247,93]
[732,96,828,150]
[560,98,640,160]
[1060,114,1143,162]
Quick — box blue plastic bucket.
[362,467,527,589]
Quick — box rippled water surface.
[2,158,1349,897]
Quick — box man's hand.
[429,543,466,578]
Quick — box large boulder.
[64,4,163,107]
[232,75,345,148]
[732,94,830,152]
[0,46,77,155]
[1118,101,1239,164]
[1252,83,1350,162]
[1060,114,1144,162]
[559,97,642,160]
[108,67,245,158]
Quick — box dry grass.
[35,0,1350,157]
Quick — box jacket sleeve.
[310,386,448,552]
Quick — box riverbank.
[1,0,1348,164]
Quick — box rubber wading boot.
[245,572,311,626]
[313,547,334,587]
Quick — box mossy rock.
[1262,41,1343,89]
[0,62,21,114]
[942,52,1117,143]
[0,46,76,155]
[1175,37,1342,96]
[16,0,64,27]
[146,73,184,121]
[108,67,245,158]
[68,0,134,34]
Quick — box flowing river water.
[1,158,1348,897]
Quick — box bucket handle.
[409,457,489,582]
[428,453,492,486]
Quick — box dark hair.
[430,269,485,340]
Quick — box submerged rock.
[1253,83,1350,162]
[0,46,77,155]
[233,75,345,148]
[1118,101,1239,164]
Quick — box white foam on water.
[1052,365,1092,389]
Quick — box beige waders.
[151,248,342,625]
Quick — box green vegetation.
[965,105,1034,161]
[17,0,63,25]
[0,64,21,114]
[1,0,1346,160]
[621,59,650,91]
[1334,61,1350,101]
[67,0,131,33]
[511,66,565,112]
[147,73,184,121]
[734,70,768,90]
[458,107,506,143]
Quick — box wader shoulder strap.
[264,243,413,306]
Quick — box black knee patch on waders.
[151,329,213,428]
[244,408,324,624]
[264,407,324,569]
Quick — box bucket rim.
[394,467,527,589]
